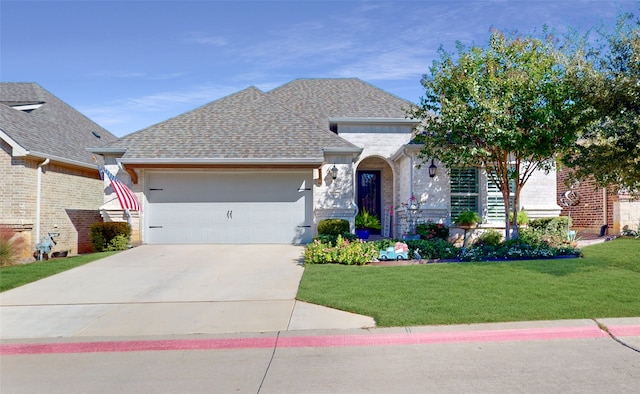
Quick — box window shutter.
[450,168,479,220]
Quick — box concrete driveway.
[0,245,374,339]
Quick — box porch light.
[429,159,437,178]
[329,164,339,180]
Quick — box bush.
[416,221,450,240]
[474,229,503,246]
[105,234,130,251]
[373,238,458,260]
[317,219,350,236]
[304,235,378,265]
[460,238,582,262]
[0,227,25,267]
[312,233,358,246]
[525,217,572,247]
[90,222,131,252]
[529,216,570,234]
[509,210,530,225]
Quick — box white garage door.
[146,171,313,244]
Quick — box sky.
[2,0,638,138]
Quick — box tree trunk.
[511,184,522,240]
[503,187,511,241]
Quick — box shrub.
[373,238,458,260]
[509,210,530,225]
[312,233,358,246]
[105,234,130,251]
[317,219,350,236]
[529,216,570,234]
[0,227,25,267]
[474,229,503,246]
[90,222,131,252]
[304,235,378,265]
[525,217,572,247]
[460,238,581,262]
[416,221,450,240]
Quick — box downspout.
[401,149,415,197]
[400,148,415,237]
[602,187,608,236]
[36,158,50,244]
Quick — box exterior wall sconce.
[329,164,339,180]
[429,159,437,178]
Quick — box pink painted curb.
[607,325,640,336]
[3,325,635,356]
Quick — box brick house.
[1,83,118,258]
[557,169,640,236]
[90,78,562,244]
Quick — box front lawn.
[296,238,640,326]
[0,252,119,292]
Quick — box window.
[450,168,479,220]
[486,170,515,223]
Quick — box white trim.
[118,157,323,165]
[10,103,44,111]
[87,147,128,155]
[0,129,28,156]
[329,117,419,125]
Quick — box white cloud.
[79,84,243,136]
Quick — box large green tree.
[562,13,640,193]
[410,30,590,239]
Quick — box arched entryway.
[356,156,394,236]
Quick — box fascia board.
[117,157,324,166]
[329,117,420,125]
[0,129,28,156]
[390,143,424,161]
[322,147,363,155]
[86,147,128,155]
[26,151,99,170]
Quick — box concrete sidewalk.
[0,244,374,339]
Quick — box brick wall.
[1,145,104,258]
[556,168,617,234]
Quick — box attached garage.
[145,171,313,244]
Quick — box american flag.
[99,165,141,211]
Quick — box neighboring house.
[1,83,118,258]
[90,78,562,245]
[557,169,640,236]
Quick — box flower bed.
[304,234,582,265]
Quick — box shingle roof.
[109,86,359,161]
[0,83,118,165]
[266,78,416,128]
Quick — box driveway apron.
[0,245,373,339]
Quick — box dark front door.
[357,170,381,234]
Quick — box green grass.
[0,252,119,292]
[297,238,640,326]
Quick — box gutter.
[329,117,420,125]
[117,157,325,166]
[26,151,99,170]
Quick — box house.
[0,82,118,258]
[90,78,562,244]
[557,169,640,236]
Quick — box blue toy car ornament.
[378,242,409,261]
